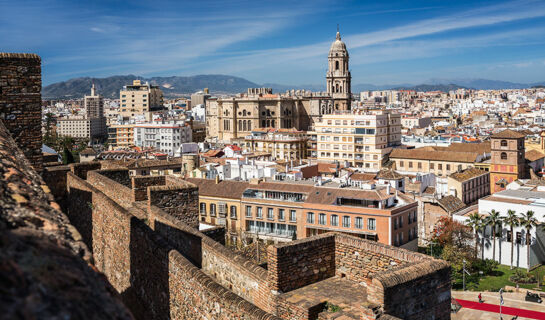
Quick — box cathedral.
[206,31,352,142]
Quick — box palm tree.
[519,210,538,271]
[467,212,484,258]
[502,210,520,269]
[486,210,502,262]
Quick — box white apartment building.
[455,189,545,269]
[134,122,192,156]
[57,116,107,140]
[313,111,401,171]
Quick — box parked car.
[525,291,542,303]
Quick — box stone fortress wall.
[1,53,451,320]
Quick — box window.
[245,206,252,217]
[400,232,404,244]
[307,212,315,224]
[516,232,522,244]
[219,203,227,216]
[501,140,508,147]
[342,216,351,228]
[200,203,206,215]
[446,164,451,171]
[210,203,216,216]
[400,161,404,167]
[438,164,443,170]
[257,207,263,219]
[501,152,507,160]
[289,210,297,222]
[409,162,413,168]
[368,218,376,230]
[418,162,422,169]
[430,163,434,170]
[318,213,326,225]
[399,216,403,228]
[268,208,274,220]
[278,209,285,221]
[331,215,339,226]
[394,218,398,230]
[355,217,363,229]
[230,206,237,219]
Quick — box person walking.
[478,293,483,303]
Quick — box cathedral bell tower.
[326,30,351,111]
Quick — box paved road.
[452,291,545,320]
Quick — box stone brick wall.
[150,205,270,310]
[268,233,336,293]
[0,120,132,319]
[99,168,131,186]
[70,162,101,179]
[0,53,42,171]
[202,225,226,244]
[148,182,199,229]
[169,250,280,320]
[87,170,135,210]
[42,165,70,200]
[335,235,405,284]
[370,260,451,320]
[132,175,166,201]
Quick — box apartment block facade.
[312,111,401,171]
[119,80,163,118]
[134,122,192,156]
[57,116,107,140]
[107,124,134,149]
[189,178,418,250]
[239,128,308,160]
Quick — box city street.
[453,291,545,320]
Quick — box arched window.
[238,120,242,130]
[335,61,339,70]
[501,152,507,160]
[271,120,275,128]
[243,110,247,116]
[335,83,339,93]
[266,120,271,127]
[242,120,247,131]
[247,121,251,131]
[501,140,508,147]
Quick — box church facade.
[206,32,352,142]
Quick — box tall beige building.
[313,111,401,171]
[326,31,351,111]
[119,80,163,118]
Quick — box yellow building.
[107,124,134,149]
[239,128,308,160]
[314,110,401,171]
[186,178,249,244]
[119,80,163,118]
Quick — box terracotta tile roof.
[305,187,393,204]
[491,129,526,139]
[449,167,487,182]
[350,172,377,181]
[525,149,545,162]
[185,178,249,199]
[125,158,185,169]
[423,186,435,195]
[390,148,479,163]
[437,195,466,214]
[376,169,403,180]
[203,149,223,157]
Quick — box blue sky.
[2,0,545,86]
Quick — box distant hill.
[43,74,260,99]
[391,84,470,92]
[43,74,545,99]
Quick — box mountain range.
[42,75,545,99]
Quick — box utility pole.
[463,259,470,291]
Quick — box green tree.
[502,210,520,269]
[486,210,502,262]
[467,212,484,259]
[62,146,74,164]
[519,210,538,271]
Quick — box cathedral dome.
[329,31,347,54]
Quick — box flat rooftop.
[280,276,367,319]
